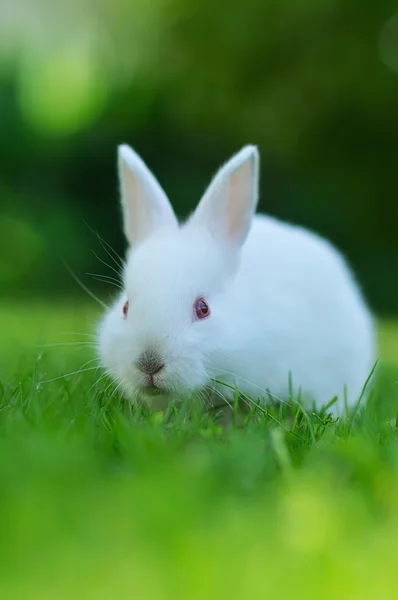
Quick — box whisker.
[59,332,97,338]
[89,371,110,393]
[98,238,126,273]
[204,361,287,405]
[84,222,125,271]
[209,382,234,411]
[87,272,121,285]
[200,388,221,417]
[91,250,123,280]
[108,378,127,403]
[39,366,100,385]
[37,342,98,348]
[211,379,270,417]
[193,388,209,411]
[199,388,212,408]
[102,377,120,400]
[87,273,123,291]
[61,260,108,310]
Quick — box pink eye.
[123,300,129,318]
[194,297,210,321]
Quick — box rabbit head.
[98,144,259,405]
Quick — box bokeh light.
[379,13,398,73]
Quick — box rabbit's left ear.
[189,145,259,247]
[118,145,178,249]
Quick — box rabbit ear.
[189,145,259,247]
[118,145,178,248]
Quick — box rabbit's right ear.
[118,145,178,249]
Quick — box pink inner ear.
[118,146,179,249]
[226,160,254,244]
[121,162,154,247]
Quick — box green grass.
[1,300,398,599]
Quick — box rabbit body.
[98,144,375,414]
[207,214,375,411]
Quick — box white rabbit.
[98,144,376,415]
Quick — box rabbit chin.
[138,390,172,412]
[130,380,204,411]
[136,384,203,411]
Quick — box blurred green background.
[1,0,398,314]
[2,5,398,596]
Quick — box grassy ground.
[1,300,398,599]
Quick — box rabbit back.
[211,214,376,412]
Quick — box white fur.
[98,145,376,414]
[118,144,178,248]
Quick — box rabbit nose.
[136,351,165,375]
